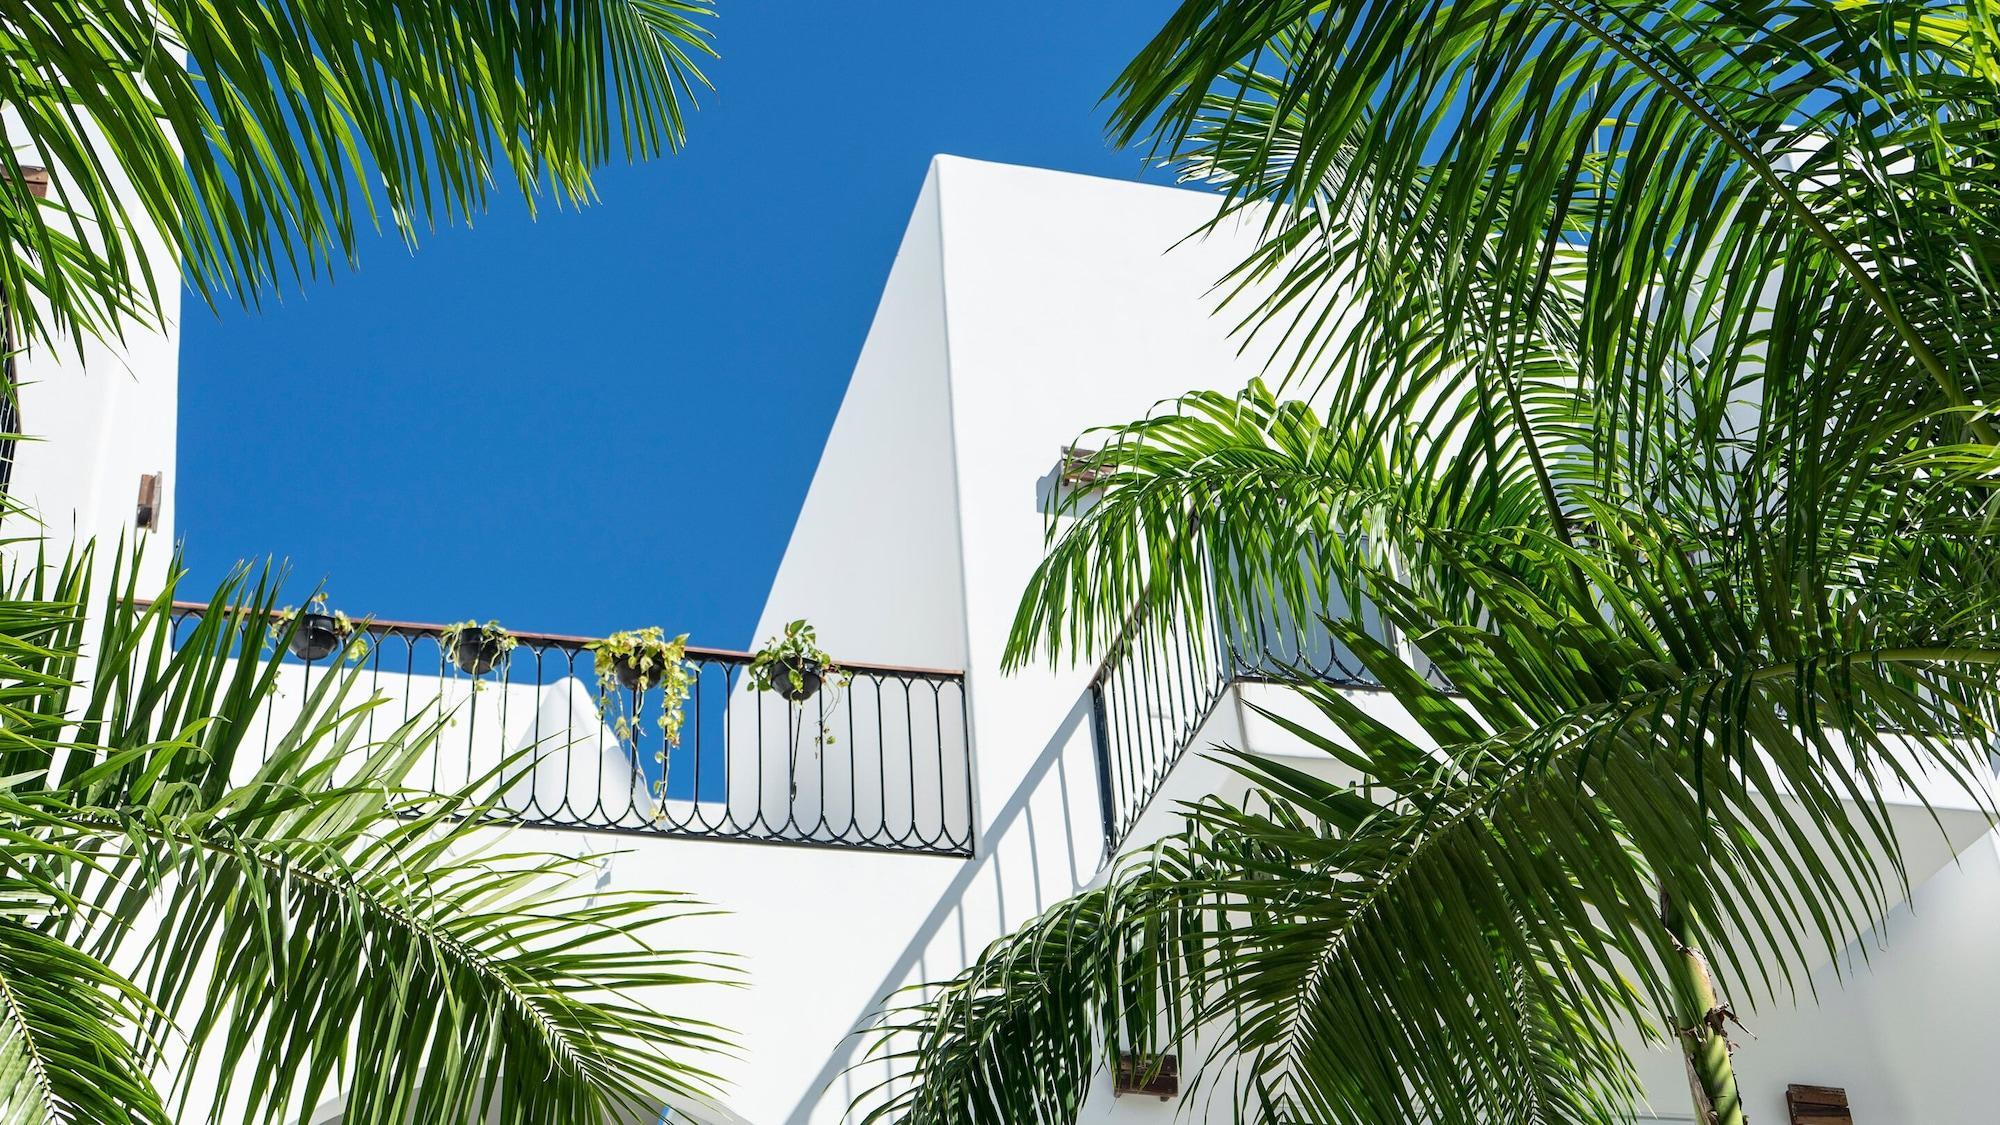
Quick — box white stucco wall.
[1710,829,2000,1123]
[0,109,181,592]
[723,157,1307,1125]
[7,322,179,578]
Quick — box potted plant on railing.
[440,619,516,677]
[585,627,695,751]
[268,595,367,663]
[748,619,844,703]
[749,620,851,797]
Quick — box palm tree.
[0,0,714,351]
[860,2,2000,1123]
[0,541,731,1123]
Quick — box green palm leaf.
[0,547,734,1123]
[0,884,167,1125]
[1,0,716,349]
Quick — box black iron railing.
[169,603,975,856]
[1087,587,1401,855]
[0,330,19,501]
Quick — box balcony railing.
[169,603,975,856]
[1087,585,1404,855]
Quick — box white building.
[21,155,2000,1124]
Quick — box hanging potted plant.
[441,619,516,676]
[585,627,695,748]
[269,595,364,663]
[749,619,851,797]
[748,619,843,703]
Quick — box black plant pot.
[453,632,507,676]
[289,612,341,662]
[613,652,655,690]
[769,658,822,703]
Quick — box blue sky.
[177,3,1182,647]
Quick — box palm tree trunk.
[1661,892,1745,1125]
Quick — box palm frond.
[859,718,1653,1125]
[1109,0,2000,448]
[0,547,735,1123]
[0,887,167,1125]
[1,0,717,349]
[880,549,2000,1123]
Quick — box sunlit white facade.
[27,155,2000,1124]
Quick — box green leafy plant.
[586,627,696,750]
[440,618,518,680]
[747,619,843,698]
[748,618,851,754]
[746,620,855,803]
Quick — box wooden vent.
[1787,1084,1852,1125]
[12,166,48,199]
[1058,445,1111,489]
[134,472,161,530]
[1112,1052,1178,1100]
